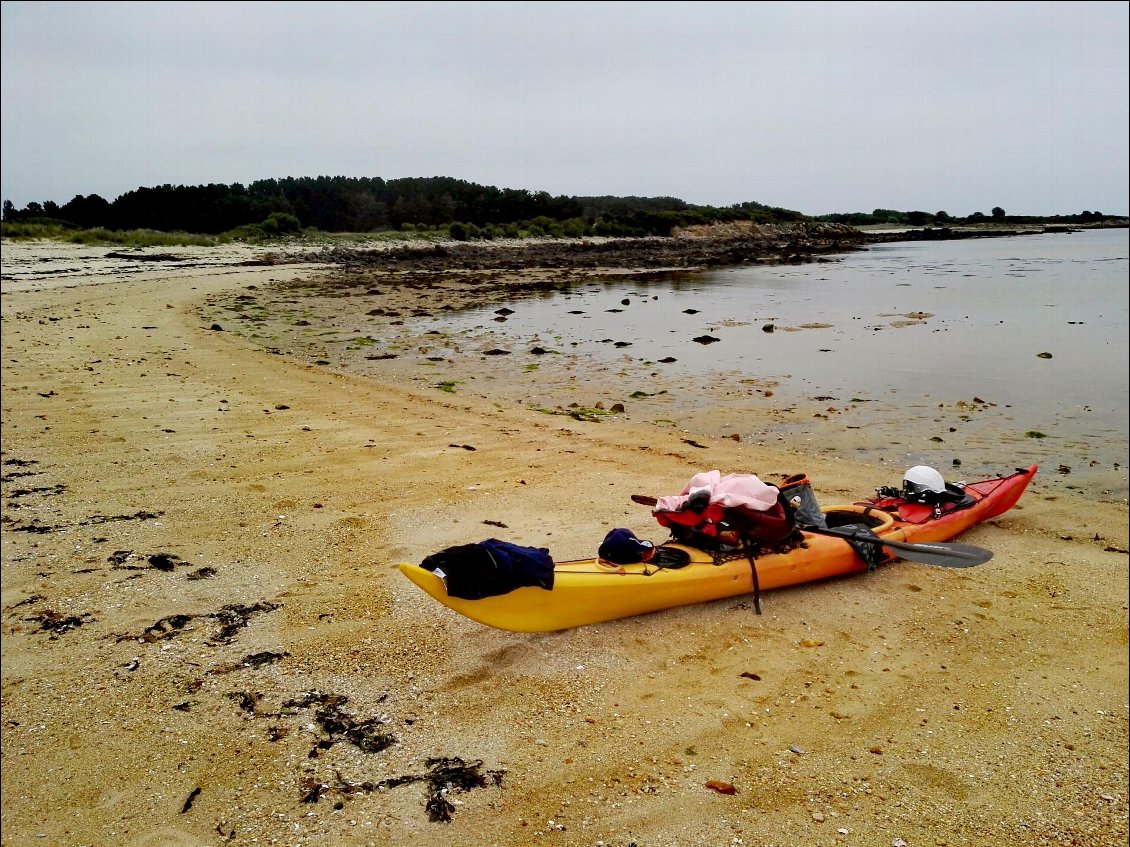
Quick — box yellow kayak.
[397,466,1036,632]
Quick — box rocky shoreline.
[288,220,1127,276]
[299,222,867,274]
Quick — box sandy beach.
[1,241,1127,847]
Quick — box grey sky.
[2,1,1127,217]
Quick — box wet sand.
[2,240,1127,847]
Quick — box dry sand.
[1,241,1127,847]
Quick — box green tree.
[991,206,1005,220]
[60,194,111,228]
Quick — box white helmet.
[903,465,946,497]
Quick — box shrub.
[561,217,589,237]
[261,212,301,234]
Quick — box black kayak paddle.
[802,525,992,568]
[630,494,992,568]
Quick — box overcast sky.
[2,1,1127,217]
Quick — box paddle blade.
[888,540,993,568]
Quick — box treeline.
[813,206,1115,227]
[2,176,1118,241]
[0,175,805,240]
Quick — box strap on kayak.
[706,537,762,613]
[742,538,762,615]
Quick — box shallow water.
[406,228,1128,500]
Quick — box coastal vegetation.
[2,174,1122,247]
